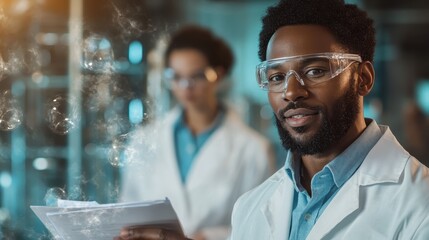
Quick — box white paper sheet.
[31,198,183,240]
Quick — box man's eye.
[268,73,286,84]
[305,68,328,78]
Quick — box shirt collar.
[326,119,382,187]
[285,119,383,189]
[174,104,226,135]
[285,151,304,192]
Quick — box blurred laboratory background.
[0,0,429,238]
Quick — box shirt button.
[304,213,312,221]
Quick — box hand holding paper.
[114,226,192,240]
[31,198,184,240]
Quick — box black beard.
[275,81,359,155]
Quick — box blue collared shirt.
[285,120,382,240]
[173,107,225,183]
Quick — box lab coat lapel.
[185,114,232,190]
[162,114,190,214]
[307,126,406,240]
[186,129,231,190]
[306,176,360,240]
[179,114,232,232]
[261,173,295,240]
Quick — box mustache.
[278,101,321,118]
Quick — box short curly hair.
[259,0,375,62]
[165,25,234,74]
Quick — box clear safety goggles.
[163,67,218,89]
[256,52,362,92]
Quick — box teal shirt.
[173,107,225,183]
[285,120,382,240]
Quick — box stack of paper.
[31,198,183,240]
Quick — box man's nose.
[281,71,308,101]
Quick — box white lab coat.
[230,125,429,240]
[121,106,275,240]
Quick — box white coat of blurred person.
[119,25,275,240]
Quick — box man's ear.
[357,61,375,96]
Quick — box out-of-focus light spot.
[129,99,143,124]
[128,41,143,64]
[0,172,12,188]
[99,38,112,50]
[416,80,429,115]
[12,0,30,15]
[35,33,59,46]
[33,157,49,170]
[32,71,44,83]
[43,33,59,45]
[0,208,10,223]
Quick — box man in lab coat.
[230,0,429,239]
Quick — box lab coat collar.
[356,125,409,186]
[306,176,359,240]
[260,125,409,240]
[162,111,190,210]
[260,169,294,239]
[308,125,409,239]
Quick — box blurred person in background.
[118,25,275,240]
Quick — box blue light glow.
[99,38,112,49]
[129,99,144,124]
[0,172,12,188]
[416,80,429,115]
[33,158,49,171]
[128,41,143,64]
